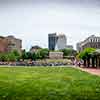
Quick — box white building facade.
[55,34,67,50]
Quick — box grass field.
[0,67,100,100]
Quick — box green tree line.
[0,48,77,61]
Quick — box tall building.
[77,35,100,52]
[55,34,67,50]
[0,35,22,53]
[48,33,67,50]
[48,33,58,50]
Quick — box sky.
[0,0,100,50]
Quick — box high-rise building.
[48,33,58,50]
[77,35,100,52]
[48,33,67,50]
[55,34,67,50]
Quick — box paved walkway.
[76,67,100,76]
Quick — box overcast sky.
[0,0,100,50]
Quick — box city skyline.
[0,0,100,50]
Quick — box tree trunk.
[95,56,98,68]
[87,58,90,68]
[98,57,100,68]
[84,59,86,67]
[92,57,95,68]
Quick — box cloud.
[1,0,100,5]
[0,0,100,50]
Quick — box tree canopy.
[61,48,77,57]
[77,48,96,60]
[0,50,20,62]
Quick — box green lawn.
[0,67,100,100]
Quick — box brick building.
[0,36,8,53]
[6,36,22,53]
[0,35,22,53]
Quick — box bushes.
[0,50,20,62]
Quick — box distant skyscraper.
[48,33,67,50]
[48,33,58,50]
[55,34,67,50]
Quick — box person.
[78,61,81,67]
[74,59,77,67]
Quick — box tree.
[78,48,96,67]
[20,48,49,60]
[12,50,20,61]
[35,51,41,59]
[31,52,37,60]
[26,52,33,59]
[7,52,16,62]
[61,48,77,57]
[0,53,8,61]
[39,48,49,59]
[12,50,20,56]
[21,49,27,60]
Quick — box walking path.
[76,67,100,76]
